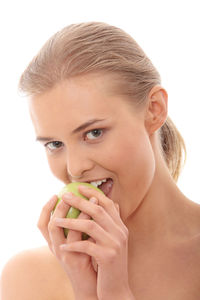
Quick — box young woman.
[1,22,200,300]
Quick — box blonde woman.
[1,22,200,300]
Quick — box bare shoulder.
[0,246,75,300]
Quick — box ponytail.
[160,117,186,182]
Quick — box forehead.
[30,73,117,109]
[28,73,137,136]
[30,74,119,114]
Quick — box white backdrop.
[0,0,199,273]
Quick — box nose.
[66,147,94,180]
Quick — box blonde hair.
[19,22,186,181]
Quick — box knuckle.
[86,240,94,253]
[48,220,55,233]
[94,205,104,215]
[56,199,66,211]
[37,217,47,231]
[114,240,121,253]
[72,196,79,206]
[87,220,96,231]
[106,248,118,263]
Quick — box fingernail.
[54,217,63,224]
[79,185,89,190]
[60,244,68,250]
[90,197,97,204]
[63,192,73,199]
[60,244,72,251]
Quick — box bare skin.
[1,73,200,299]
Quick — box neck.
[125,156,195,248]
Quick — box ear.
[145,85,168,135]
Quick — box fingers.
[56,194,124,247]
[78,186,124,228]
[38,193,98,255]
[37,195,58,246]
[62,192,127,239]
[60,240,114,265]
[54,217,113,246]
[49,201,69,242]
[67,198,96,243]
[38,187,128,265]
[78,187,129,238]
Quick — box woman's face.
[29,74,156,220]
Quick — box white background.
[0,0,199,273]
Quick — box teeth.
[90,182,98,187]
[90,178,107,187]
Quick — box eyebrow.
[36,118,106,142]
[72,118,106,134]
[36,136,57,142]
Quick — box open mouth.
[90,178,113,198]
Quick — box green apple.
[55,182,104,238]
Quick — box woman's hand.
[37,194,98,300]
[56,185,134,300]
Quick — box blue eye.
[45,141,63,151]
[85,129,103,140]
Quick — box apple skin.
[55,182,104,238]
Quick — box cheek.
[124,140,154,181]
[132,136,155,186]
[114,131,155,212]
[46,155,70,183]
[131,134,155,187]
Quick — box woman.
[1,22,200,300]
